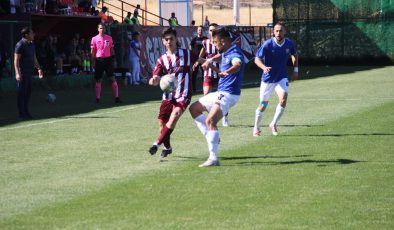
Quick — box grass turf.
[0,66,393,229]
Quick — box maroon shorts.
[158,99,190,123]
[203,75,218,87]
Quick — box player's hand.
[262,66,272,74]
[218,72,229,78]
[149,75,160,86]
[201,60,211,71]
[16,73,22,82]
[192,62,199,71]
[38,69,44,79]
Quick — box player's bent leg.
[253,101,269,136]
[270,92,288,136]
[199,104,222,167]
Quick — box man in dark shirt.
[14,27,44,119]
[190,25,207,92]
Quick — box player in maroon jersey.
[195,23,219,96]
[148,27,196,158]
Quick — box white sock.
[254,108,264,130]
[194,114,208,136]
[270,104,285,127]
[206,130,219,161]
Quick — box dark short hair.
[275,21,286,28]
[162,27,177,38]
[21,27,31,38]
[209,23,219,27]
[212,27,231,40]
[98,22,106,28]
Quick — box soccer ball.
[47,93,56,103]
[160,74,178,93]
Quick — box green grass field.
[1,66,393,229]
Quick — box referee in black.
[14,27,44,119]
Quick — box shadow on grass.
[282,133,394,137]
[230,124,324,128]
[230,158,361,167]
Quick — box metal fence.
[273,0,394,64]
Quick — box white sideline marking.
[1,104,152,131]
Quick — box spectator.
[204,16,210,27]
[47,35,66,75]
[133,4,140,16]
[190,20,196,26]
[98,6,114,25]
[168,12,178,27]
[129,31,141,85]
[124,11,132,24]
[130,11,140,25]
[65,37,80,74]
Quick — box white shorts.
[259,78,289,102]
[199,91,240,117]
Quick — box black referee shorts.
[94,57,114,80]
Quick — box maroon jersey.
[202,38,219,78]
[153,48,193,102]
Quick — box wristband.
[207,58,213,64]
[293,67,299,73]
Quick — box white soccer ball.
[47,93,56,103]
[160,74,178,93]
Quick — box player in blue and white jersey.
[253,21,299,137]
[189,27,245,167]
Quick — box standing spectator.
[133,4,140,16]
[90,23,121,103]
[147,27,195,158]
[189,27,245,167]
[130,11,140,25]
[253,21,298,137]
[124,11,132,24]
[129,31,141,85]
[168,12,178,27]
[204,16,210,27]
[190,25,207,92]
[98,6,114,25]
[14,27,44,119]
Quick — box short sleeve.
[153,59,164,76]
[15,42,23,54]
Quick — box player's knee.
[258,101,269,111]
[189,102,202,118]
[279,98,287,107]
